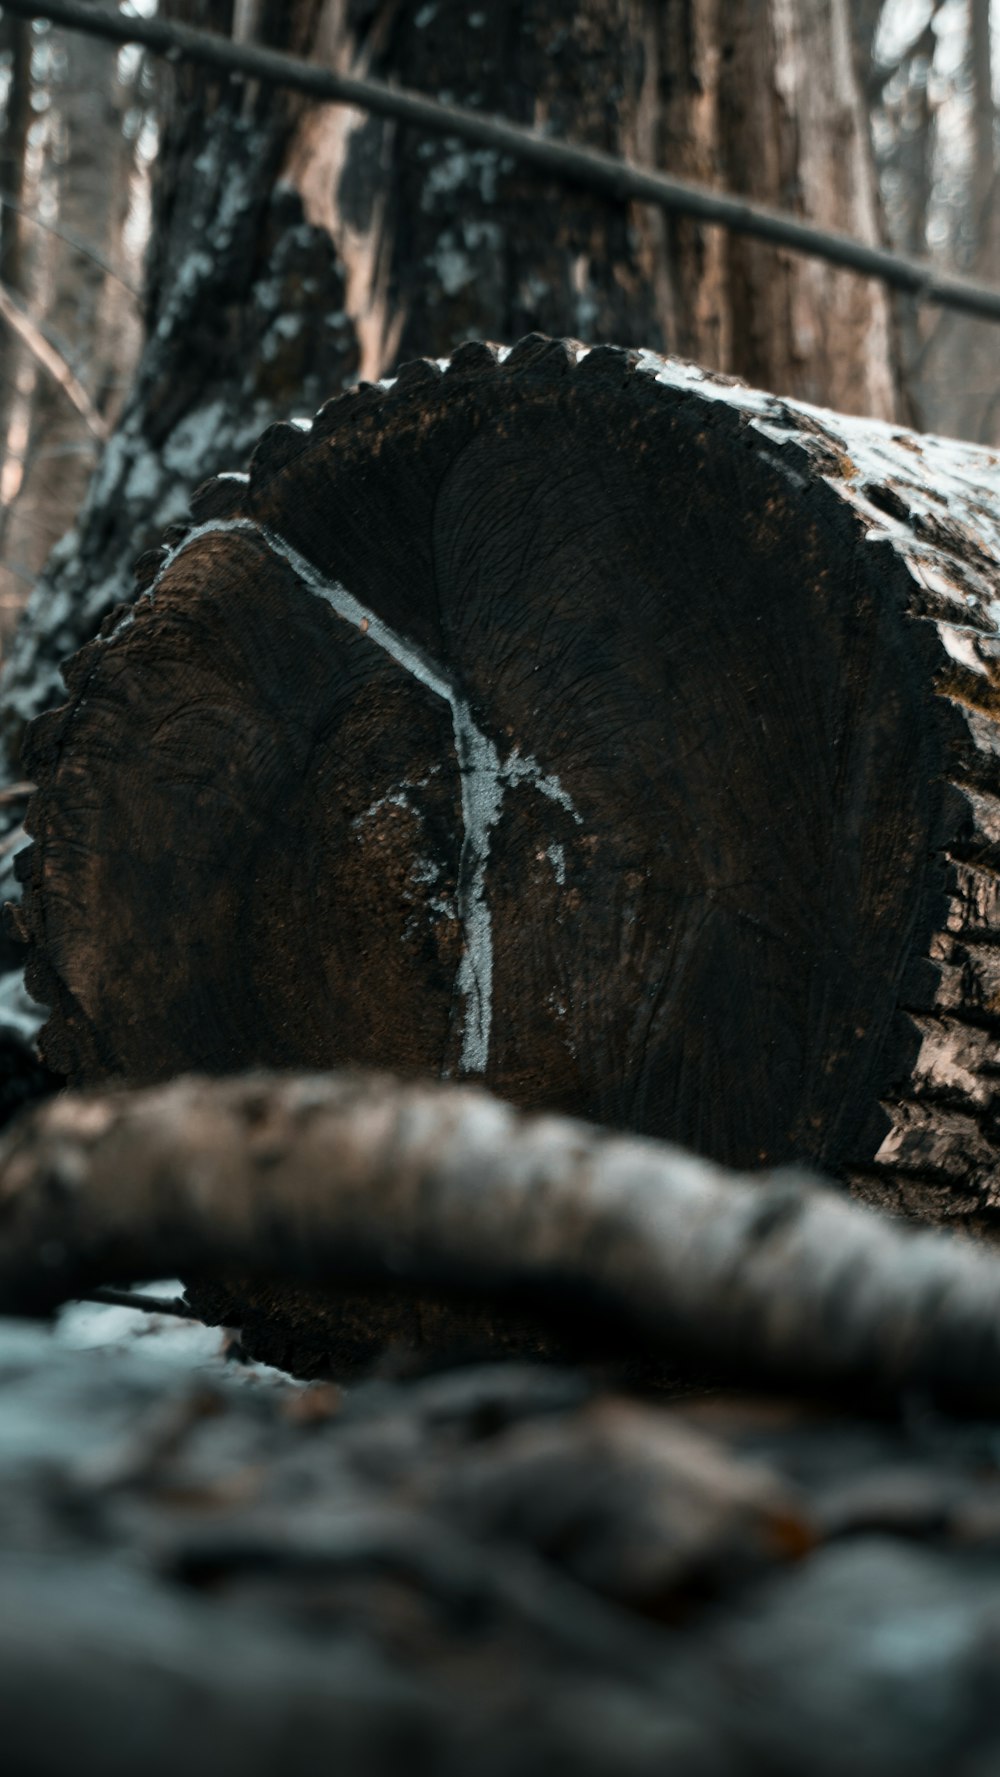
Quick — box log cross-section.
[13,335,1000,1223]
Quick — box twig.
[0,280,109,440]
[5,1070,1000,1405]
[0,188,140,299]
[5,0,1000,324]
[79,1286,197,1319]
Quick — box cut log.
[13,337,1000,1221]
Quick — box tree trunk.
[655,0,904,419]
[0,13,37,626]
[923,0,1000,447]
[0,0,904,1062]
[0,0,909,1159]
[0,14,148,641]
[0,0,662,1037]
[12,337,1000,1226]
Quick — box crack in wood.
[107,514,583,1076]
[257,523,582,1075]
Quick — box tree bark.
[655,0,904,419]
[925,0,1000,447]
[0,14,148,640]
[12,336,1000,1221]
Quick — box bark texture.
[287,0,670,380]
[654,0,903,418]
[6,1068,1000,1407]
[13,337,1000,1219]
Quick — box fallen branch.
[0,188,139,299]
[6,0,1000,322]
[0,281,109,441]
[80,1286,196,1319]
[4,1069,1000,1403]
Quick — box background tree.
[0,5,150,639]
[866,0,1000,441]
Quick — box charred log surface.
[14,339,1000,1218]
[6,1319,1000,1777]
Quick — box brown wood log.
[12,337,1000,1221]
[7,1069,1000,1407]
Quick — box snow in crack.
[253,526,583,1075]
[92,515,583,1074]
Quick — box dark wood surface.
[14,338,977,1198]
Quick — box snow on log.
[12,334,1000,1223]
[7,1068,1000,1405]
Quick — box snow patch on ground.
[0,1292,294,1477]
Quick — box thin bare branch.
[0,280,109,440]
[6,0,1000,324]
[80,1286,197,1318]
[0,189,140,299]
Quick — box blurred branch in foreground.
[6,1070,1000,1407]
